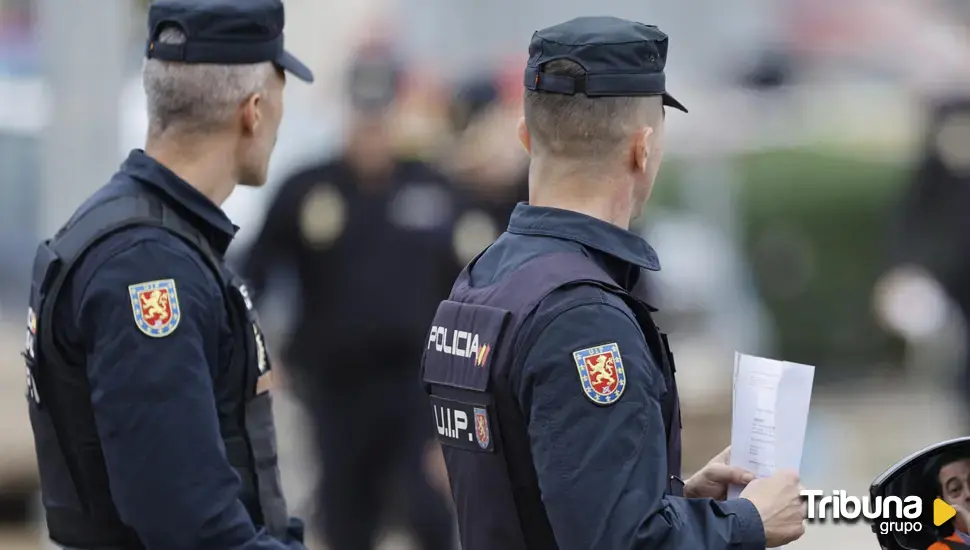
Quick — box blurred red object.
[496,53,527,111]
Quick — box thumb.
[707,463,756,485]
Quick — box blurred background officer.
[421,16,806,550]
[439,75,529,265]
[238,43,457,550]
[22,0,313,549]
[888,96,970,421]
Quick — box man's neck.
[528,162,634,229]
[144,135,237,206]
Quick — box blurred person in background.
[22,0,314,548]
[439,75,529,265]
[239,43,457,550]
[890,96,970,422]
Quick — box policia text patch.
[430,395,494,453]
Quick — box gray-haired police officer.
[23,0,313,548]
[420,16,807,550]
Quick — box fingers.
[737,468,756,484]
[720,464,755,485]
[706,463,756,485]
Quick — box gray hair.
[142,26,276,136]
[523,59,662,159]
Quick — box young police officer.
[421,16,807,550]
[23,1,313,548]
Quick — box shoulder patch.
[128,279,180,338]
[300,183,346,247]
[573,342,626,405]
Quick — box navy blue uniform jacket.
[470,203,767,550]
[238,156,461,377]
[48,151,303,549]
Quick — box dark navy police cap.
[450,77,502,132]
[146,0,314,83]
[346,46,401,112]
[524,16,686,112]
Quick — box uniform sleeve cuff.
[720,498,766,550]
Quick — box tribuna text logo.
[802,490,923,535]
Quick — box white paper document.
[727,353,815,500]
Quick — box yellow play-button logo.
[935,498,957,526]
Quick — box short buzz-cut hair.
[523,59,663,159]
[142,25,277,137]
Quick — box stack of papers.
[727,352,815,500]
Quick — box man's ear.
[241,93,262,135]
[517,117,531,155]
[632,125,654,173]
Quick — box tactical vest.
[420,251,682,550]
[23,186,290,549]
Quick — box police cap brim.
[663,92,687,113]
[275,49,315,83]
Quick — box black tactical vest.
[420,251,683,550]
[23,187,290,549]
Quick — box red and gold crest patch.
[128,279,180,337]
[572,343,626,405]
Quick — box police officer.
[443,76,530,265]
[22,1,313,548]
[239,45,456,550]
[888,97,970,420]
[420,17,807,550]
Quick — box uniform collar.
[120,149,238,254]
[506,203,661,271]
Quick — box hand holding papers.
[728,353,815,500]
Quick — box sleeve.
[75,238,303,550]
[238,179,301,301]
[514,301,766,550]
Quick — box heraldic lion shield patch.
[128,279,180,338]
[572,342,626,405]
